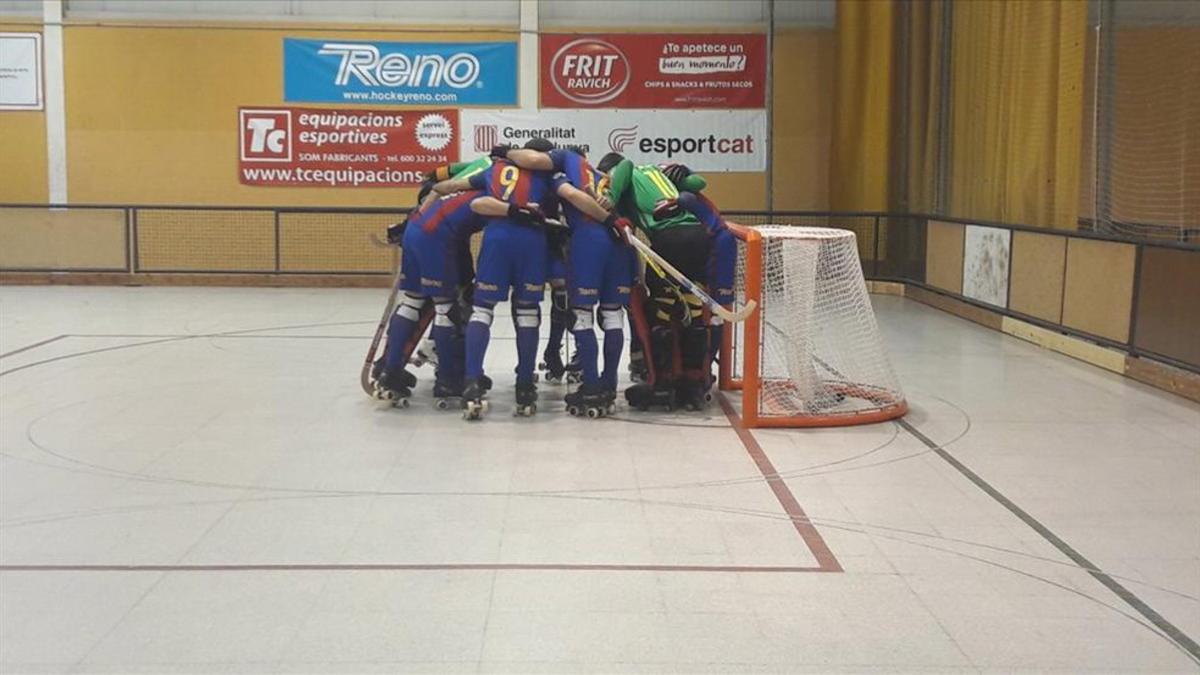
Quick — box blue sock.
[464,304,493,382]
[602,328,624,390]
[546,310,566,358]
[572,327,600,385]
[513,303,541,385]
[382,313,418,372]
[431,323,461,384]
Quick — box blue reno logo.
[284,38,518,106]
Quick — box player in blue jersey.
[500,145,634,418]
[374,184,520,407]
[432,151,563,419]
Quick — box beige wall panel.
[137,210,274,271]
[1062,238,1136,343]
[925,220,964,294]
[279,213,399,273]
[1009,231,1067,323]
[0,208,126,270]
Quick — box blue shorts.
[400,224,460,298]
[568,223,634,307]
[474,222,548,305]
[708,228,737,306]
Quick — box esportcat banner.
[540,33,766,109]
[238,106,458,187]
[460,109,767,172]
[283,38,518,106]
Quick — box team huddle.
[365,137,737,421]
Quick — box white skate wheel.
[397,398,410,409]
[586,408,600,419]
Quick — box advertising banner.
[238,107,458,188]
[0,33,43,110]
[540,33,766,109]
[460,109,766,172]
[283,38,518,106]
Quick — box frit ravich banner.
[540,33,766,109]
[238,107,458,187]
[283,38,518,106]
[460,109,766,172]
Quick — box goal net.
[720,224,907,428]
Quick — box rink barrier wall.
[1,204,1197,398]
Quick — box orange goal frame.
[717,222,908,429]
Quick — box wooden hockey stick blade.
[368,233,395,249]
[626,234,757,323]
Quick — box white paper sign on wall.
[0,32,43,110]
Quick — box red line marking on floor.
[0,563,833,573]
[717,392,843,573]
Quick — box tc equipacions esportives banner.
[460,109,766,172]
[540,33,766,109]
[238,106,459,187]
[283,38,518,106]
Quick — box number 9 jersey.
[467,159,559,305]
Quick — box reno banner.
[540,33,766,109]
[283,38,518,106]
[460,109,766,172]
[238,107,459,187]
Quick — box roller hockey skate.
[627,353,649,384]
[624,382,677,412]
[563,354,583,385]
[432,379,464,410]
[373,369,413,408]
[513,382,538,417]
[564,382,615,419]
[409,338,437,368]
[539,349,568,385]
[371,359,417,390]
[460,379,489,421]
[677,380,714,411]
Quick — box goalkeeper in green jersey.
[596,153,712,412]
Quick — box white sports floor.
[1,286,1197,674]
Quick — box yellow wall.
[0,24,48,203]
[63,24,514,208]
[771,28,834,211]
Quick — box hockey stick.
[624,233,757,323]
[361,261,404,396]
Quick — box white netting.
[728,226,905,423]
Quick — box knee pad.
[513,304,541,329]
[600,305,624,331]
[469,304,495,327]
[395,292,425,322]
[434,300,455,329]
[550,289,571,326]
[571,307,595,332]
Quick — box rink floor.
[1,286,1197,674]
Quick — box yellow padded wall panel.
[279,213,398,273]
[1062,238,1136,343]
[0,25,47,203]
[1009,231,1067,323]
[63,25,512,208]
[0,208,126,269]
[137,210,274,271]
[925,220,964,294]
[771,29,834,210]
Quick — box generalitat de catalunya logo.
[474,124,499,152]
[607,125,638,153]
[550,38,631,105]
